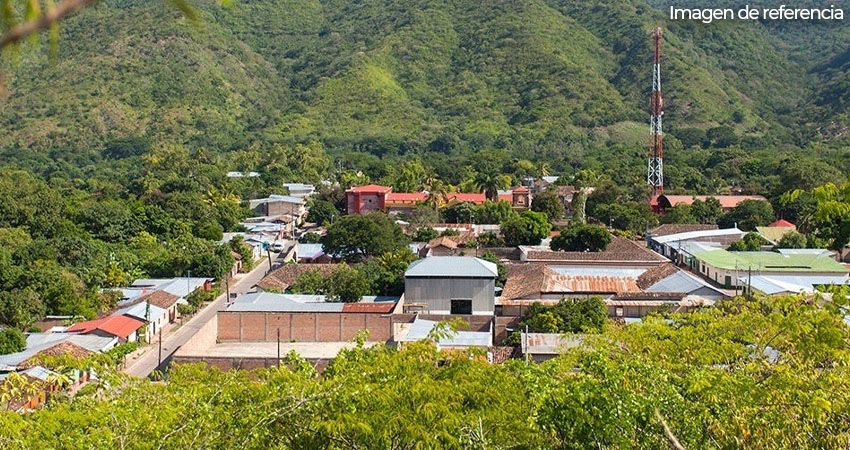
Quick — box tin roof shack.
[248,195,307,221]
[404,257,498,315]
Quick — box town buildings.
[344,184,532,215]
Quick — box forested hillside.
[3,0,850,164]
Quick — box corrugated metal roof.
[0,334,117,370]
[399,318,492,347]
[646,270,724,295]
[117,302,167,322]
[651,227,745,244]
[405,257,498,278]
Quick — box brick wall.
[217,311,394,343]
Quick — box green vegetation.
[0,328,26,355]
[3,295,848,447]
[500,211,551,246]
[551,223,611,252]
[519,297,607,334]
[321,213,408,261]
[728,232,769,251]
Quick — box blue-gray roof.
[405,257,498,278]
[117,302,167,322]
[646,270,726,296]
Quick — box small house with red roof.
[769,219,795,228]
[66,315,146,342]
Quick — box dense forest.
[1,0,849,192]
[2,295,850,448]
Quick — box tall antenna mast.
[648,27,664,197]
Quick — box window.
[450,299,472,315]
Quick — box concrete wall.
[404,277,495,315]
[217,311,394,343]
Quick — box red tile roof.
[67,315,144,339]
[342,303,395,313]
[347,184,392,193]
[386,192,427,203]
[658,195,768,209]
[769,219,795,228]
[446,193,487,203]
[513,186,530,193]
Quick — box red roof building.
[653,194,768,213]
[769,219,796,228]
[67,315,145,341]
[345,184,532,215]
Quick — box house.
[648,227,746,262]
[520,332,583,362]
[0,334,116,372]
[220,232,265,260]
[256,264,341,292]
[756,221,798,244]
[116,302,168,341]
[651,194,768,213]
[130,290,181,323]
[686,246,850,289]
[395,317,492,350]
[229,251,243,277]
[0,365,94,412]
[66,315,145,342]
[404,257,498,315]
[519,235,668,268]
[282,183,316,198]
[296,243,333,263]
[422,236,460,257]
[248,195,307,221]
[126,277,212,305]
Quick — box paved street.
[122,256,276,377]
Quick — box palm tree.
[425,178,448,209]
[474,171,509,201]
[537,162,551,177]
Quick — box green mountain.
[2,0,849,158]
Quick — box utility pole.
[266,248,273,273]
[647,27,664,197]
[277,328,281,367]
[158,326,162,368]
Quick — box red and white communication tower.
[647,27,664,196]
